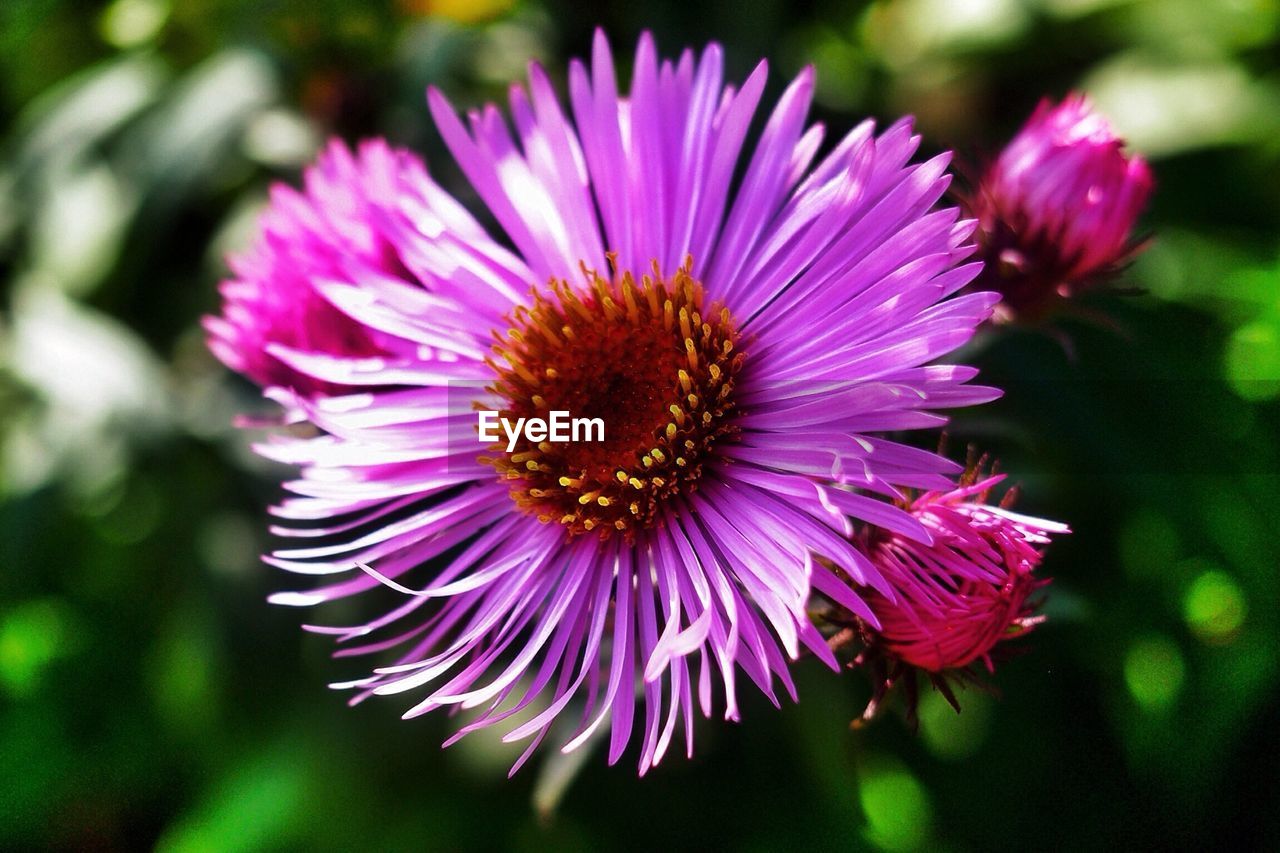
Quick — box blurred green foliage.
[2,0,1279,849]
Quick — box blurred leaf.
[1117,0,1280,56]
[30,162,139,296]
[1133,229,1271,315]
[122,48,279,201]
[12,55,168,172]
[1085,54,1280,156]
[861,0,1030,69]
[3,285,170,494]
[531,727,599,823]
[155,741,313,853]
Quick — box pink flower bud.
[864,476,1067,673]
[973,94,1153,320]
[204,139,424,396]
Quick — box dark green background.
[2,0,1279,849]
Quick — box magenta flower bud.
[865,478,1065,672]
[204,139,425,397]
[840,471,1068,724]
[973,94,1153,321]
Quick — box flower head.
[840,467,1068,723]
[216,31,1004,773]
[971,94,1153,321]
[204,140,426,396]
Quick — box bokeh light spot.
[1225,317,1280,401]
[399,0,515,23]
[147,615,220,732]
[860,763,933,851]
[0,599,73,698]
[94,476,163,544]
[100,0,169,49]
[919,690,992,760]
[1124,635,1186,710]
[1183,570,1247,644]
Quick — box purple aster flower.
[216,31,1005,773]
[830,464,1068,725]
[970,93,1154,321]
[205,140,428,397]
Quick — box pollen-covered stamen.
[484,257,744,538]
